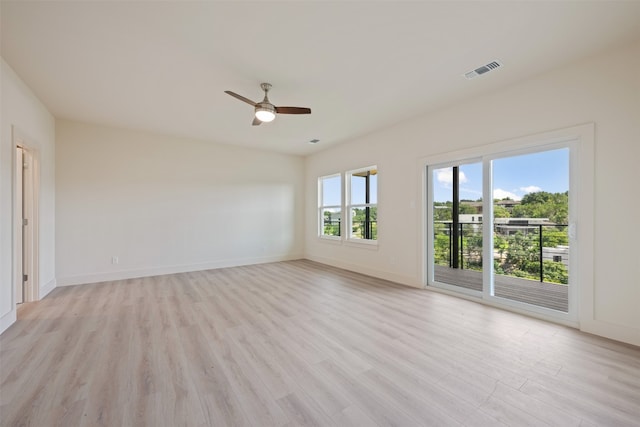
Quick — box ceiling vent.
[464,61,502,80]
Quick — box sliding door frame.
[420,124,594,327]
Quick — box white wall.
[1,58,56,334]
[56,120,304,285]
[305,41,640,346]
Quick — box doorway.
[14,131,39,305]
[423,126,589,324]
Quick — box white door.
[15,145,35,304]
[15,147,24,304]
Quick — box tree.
[542,227,569,247]
[459,204,478,214]
[494,233,509,259]
[351,206,377,239]
[542,261,568,284]
[433,223,451,266]
[462,228,483,270]
[323,210,340,236]
[433,202,452,221]
[502,231,539,280]
[493,204,510,218]
[512,191,568,224]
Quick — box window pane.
[322,175,341,206]
[349,206,377,240]
[350,169,377,205]
[347,167,377,241]
[432,162,483,291]
[322,208,341,236]
[350,174,367,205]
[369,173,378,204]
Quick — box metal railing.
[435,222,568,283]
[322,219,341,236]
[323,220,378,240]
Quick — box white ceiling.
[2,1,640,156]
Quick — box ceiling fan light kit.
[225,82,311,126]
[255,104,276,122]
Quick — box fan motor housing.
[255,102,275,114]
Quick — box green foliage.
[323,223,340,236]
[512,191,568,224]
[493,205,510,218]
[542,227,569,247]
[497,230,568,284]
[434,226,569,285]
[432,192,570,285]
[434,232,450,266]
[459,203,478,214]
[390,193,570,278]
[323,210,340,236]
[351,206,377,239]
[433,202,452,221]
[543,261,568,284]
[461,226,483,270]
[494,234,509,258]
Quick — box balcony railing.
[323,220,378,240]
[435,222,568,284]
[322,219,341,237]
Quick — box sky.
[321,173,378,207]
[322,148,568,206]
[433,148,569,202]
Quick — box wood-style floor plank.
[1,260,639,426]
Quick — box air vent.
[464,60,502,80]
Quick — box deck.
[434,265,568,312]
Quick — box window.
[347,166,377,241]
[318,174,341,238]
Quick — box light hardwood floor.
[1,260,639,426]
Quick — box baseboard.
[305,255,423,289]
[56,254,304,286]
[580,319,640,348]
[39,278,56,299]
[0,309,17,336]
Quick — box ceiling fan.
[225,83,311,126]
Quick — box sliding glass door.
[427,144,573,317]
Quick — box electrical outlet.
[111,256,119,264]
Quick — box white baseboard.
[305,255,423,289]
[56,254,304,286]
[40,278,56,299]
[580,319,640,348]
[0,309,17,336]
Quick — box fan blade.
[252,117,262,126]
[225,91,257,106]
[275,106,311,114]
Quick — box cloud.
[493,188,521,201]
[460,187,482,198]
[520,185,542,193]
[436,168,468,186]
